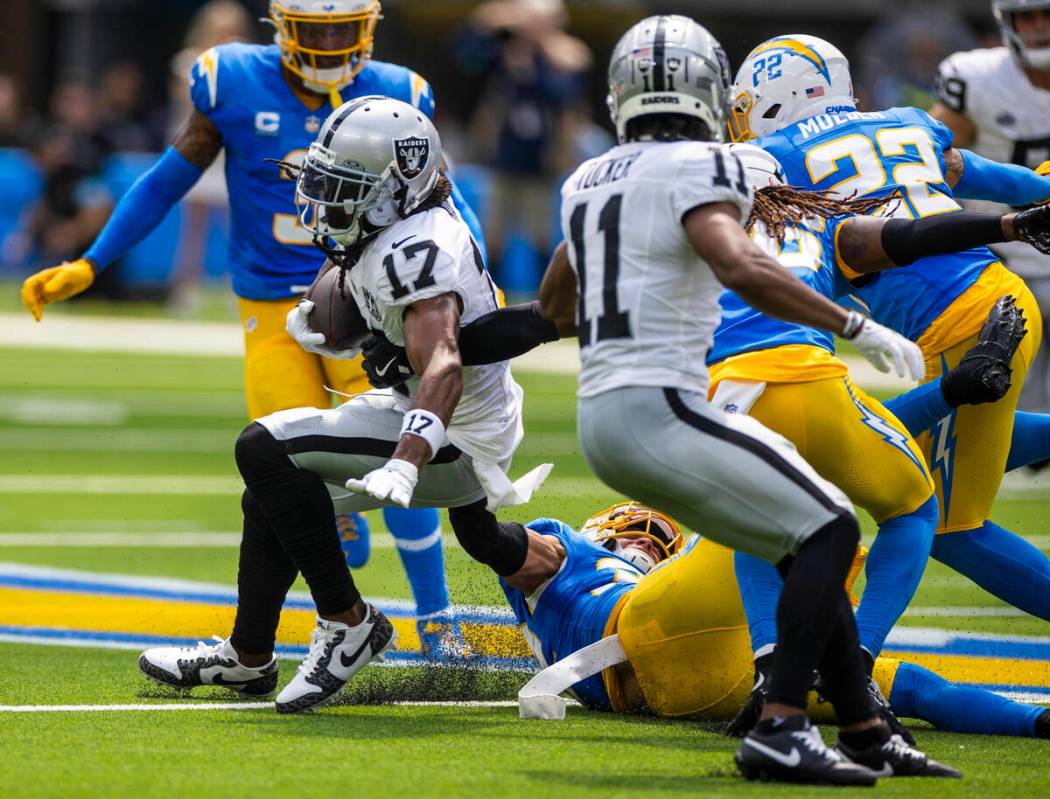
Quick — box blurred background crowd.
[0,0,1009,305]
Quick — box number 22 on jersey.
[805,127,959,218]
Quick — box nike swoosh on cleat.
[743,739,802,768]
[211,674,250,687]
[339,630,376,669]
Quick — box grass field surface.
[2,297,1050,797]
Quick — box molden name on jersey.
[797,110,890,140]
[574,151,642,191]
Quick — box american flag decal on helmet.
[805,86,825,98]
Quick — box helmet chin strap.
[617,543,656,574]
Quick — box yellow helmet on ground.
[581,501,684,572]
[270,1,381,105]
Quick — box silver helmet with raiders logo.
[296,95,441,245]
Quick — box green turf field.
[2,308,1050,797]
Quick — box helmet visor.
[296,144,388,239]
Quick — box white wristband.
[399,409,446,461]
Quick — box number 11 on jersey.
[569,194,631,348]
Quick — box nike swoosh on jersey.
[743,738,802,767]
[391,235,416,249]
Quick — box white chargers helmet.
[607,15,732,144]
[270,1,381,105]
[296,96,441,246]
[727,143,786,191]
[994,0,1050,69]
[730,35,854,142]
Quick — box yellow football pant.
[237,297,371,419]
[748,375,933,523]
[915,285,1042,533]
[609,538,902,720]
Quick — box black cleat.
[725,656,771,738]
[736,719,880,786]
[866,676,916,745]
[836,733,962,778]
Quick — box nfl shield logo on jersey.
[395,137,429,178]
[305,115,321,134]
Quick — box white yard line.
[0,312,912,388]
[0,699,540,713]
[0,531,409,549]
[0,474,613,498]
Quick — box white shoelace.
[296,626,335,677]
[184,635,226,657]
[794,726,843,762]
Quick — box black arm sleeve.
[457,301,561,366]
[880,212,1006,267]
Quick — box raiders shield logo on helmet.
[395,137,429,179]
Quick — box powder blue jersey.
[756,106,998,341]
[189,43,434,300]
[709,216,853,365]
[499,518,643,710]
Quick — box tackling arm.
[836,205,1050,275]
[20,110,220,321]
[685,202,924,380]
[944,146,1050,205]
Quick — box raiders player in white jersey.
[137,97,550,714]
[541,16,957,785]
[932,0,1050,421]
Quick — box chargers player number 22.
[805,127,959,218]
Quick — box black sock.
[754,714,809,736]
[1036,709,1050,739]
[814,596,877,726]
[230,489,298,655]
[839,721,891,751]
[765,513,862,710]
[234,422,361,617]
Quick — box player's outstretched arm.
[501,530,566,595]
[944,146,1050,206]
[685,202,924,380]
[345,293,463,507]
[20,110,220,321]
[836,204,1050,275]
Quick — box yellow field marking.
[883,649,1050,687]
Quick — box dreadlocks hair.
[323,171,455,298]
[749,185,901,244]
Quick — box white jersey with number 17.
[560,140,753,399]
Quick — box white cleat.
[138,636,278,698]
[275,605,396,714]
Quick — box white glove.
[851,318,926,382]
[285,300,358,360]
[345,458,419,508]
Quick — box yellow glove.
[21,259,96,322]
[1037,160,1050,177]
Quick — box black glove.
[1014,204,1050,255]
[941,294,1028,407]
[361,332,414,389]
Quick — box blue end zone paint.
[0,572,515,626]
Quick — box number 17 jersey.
[560,141,753,399]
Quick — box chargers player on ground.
[138,98,550,714]
[730,33,1050,658]
[932,1,1050,435]
[502,503,1049,742]
[19,1,476,653]
[544,15,952,785]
